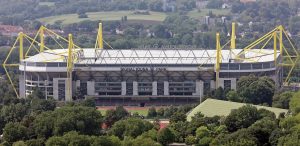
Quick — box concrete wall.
[121,81,126,95]
[152,81,157,96]
[133,81,138,95]
[164,81,169,95]
[19,75,26,98]
[87,81,95,95]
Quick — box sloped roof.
[186,99,288,121]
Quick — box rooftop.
[24,48,279,65]
[186,99,288,121]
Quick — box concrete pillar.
[210,80,215,90]
[152,81,157,96]
[199,80,204,102]
[65,79,72,102]
[121,81,126,95]
[218,78,225,89]
[133,81,138,95]
[164,81,169,95]
[87,81,95,95]
[194,80,204,96]
[19,75,26,98]
[53,78,59,100]
[76,80,80,88]
[231,78,237,90]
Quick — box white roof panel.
[23,48,279,65]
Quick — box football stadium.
[3,23,299,106]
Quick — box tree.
[196,126,210,139]
[62,131,91,146]
[170,112,186,123]
[157,108,165,117]
[45,136,67,146]
[226,90,241,102]
[212,129,257,146]
[92,136,121,146]
[147,107,157,118]
[185,135,197,145]
[33,106,102,138]
[237,75,275,105]
[224,105,261,132]
[213,87,226,100]
[272,91,293,109]
[151,24,171,38]
[104,106,129,128]
[12,141,26,146]
[30,98,56,113]
[157,127,175,146]
[1,103,28,123]
[80,97,96,107]
[25,139,44,146]
[123,137,161,146]
[3,122,28,143]
[109,117,153,139]
[182,34,193,45]
[248,118,277,145]
[290,91,300,114]
[206,0,223,9]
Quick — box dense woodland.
[0,75,300,146]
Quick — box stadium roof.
[24,49,279,65]
[186,99,288,121]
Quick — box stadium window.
[224,80,231,90]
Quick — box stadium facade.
[4,23,298,106]
[18,48,281,105]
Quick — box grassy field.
[38,2,55,7]
[38,9,230,25]
[98,107,149,116]
[38,11,167,25]
[187,9,230,19]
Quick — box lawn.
[38,11,167,25]
[187,8,230,19]
[38,2,55,7]
[98,107,149,116]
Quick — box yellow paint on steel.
[274,32,277,65]
[230,22,236,50]
[40,26,45,52]
[215,33,221,88]
[66,34,74,101]
[19,32,24,61]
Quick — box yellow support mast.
[215,33,221,88]
[95,23,104,49]
[19,32,24,61]
[66,34,74,101]
[230,22,236,50]
[40,26,45,52]
[273,31,277,65]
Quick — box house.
[0,25,24,36]
[196,0,209,9]
[163,0,176,12]
[240,0,257,3]
[222,3,231,9]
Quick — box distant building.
[0,25,24,37]
[222,3,231,9]
[196,0,209,9]
[163,0,176,12]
